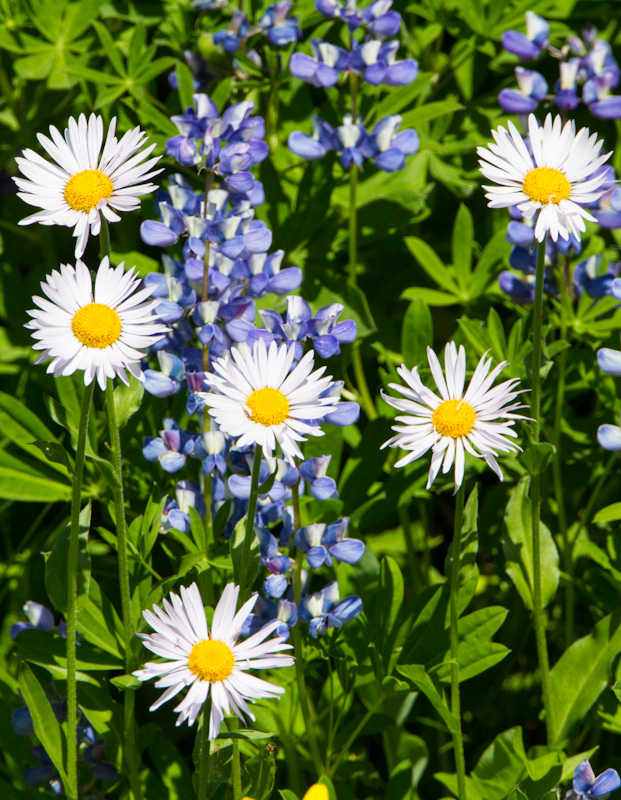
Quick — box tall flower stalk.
[448,482,466,799]
[65,380,95,800]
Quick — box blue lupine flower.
[567,759,621,799]
[315,0,401,37]
[195,427,228,475]
[598,280,621,378]
[501,11,549,61]
[598,413,621,451]
[10,601,55,639]
[258,1,301,46]
[499,67,548,114]
[290,39,349,88]
[160,480,207,533]
[349,40,418,86]
[555,60,580,111]
[143,351,186,398]
[361,114,419,172]
[241,596,297,640]
[295,518,364,568]
[299,456,338,500]
[298,581,363,637]
[574,255,620,299]
[288,116,339,162]
[213,10,250,54]
[12,706,35,737]
[143,418,195,473]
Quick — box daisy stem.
[197,705,211,800]
[530,237,555,746]
[449,481,467,800]
[65,379,94,800]
[291,481,324,777]
[104,382,143,800]
[239,443,263,603]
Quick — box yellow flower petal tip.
[303,785,330,800]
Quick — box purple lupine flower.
[566,759,620,799]
[350,40,418,86]
[299,455,338,500]
[290,39,349,88]
[361,114,419,172]
[295,518,364,568]
[298,581,363,637]
[241,596,298,640]
[555,60,580,110]
[213,10,250,54]
[143,418,195,472]
[10,601,56,639]
[259,1,301,46]
[574,255,620,299]
[160,480,207,533]
[499,67,548,114]
[501,11,549,61]
[288,116,338,161]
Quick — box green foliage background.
[2,0,621,798]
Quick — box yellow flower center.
[64,169,113,212]
[432,399,476,439]
[522,167,571,205]
[246,387,290,426]
[72,303,122,349]
[188,639,235,682]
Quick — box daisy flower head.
[381,342,527,491]
[26,257,167,390]
[15,114,162,258]
[133,582,294,736]
[198,339,341,463]
[478,113,611,242]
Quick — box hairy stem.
[530,238,555,745]
[449,482,467,800]
[65,380,95,800]
[105,383,143,800]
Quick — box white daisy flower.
[381,343,527,491]
[15,113,162,258]
[478,113,611,242]
[198,340,341,463]
[26,257,166,390]
[133,582,294,736]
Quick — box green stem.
[292,480,324,777]
[327,695,383,779]
[553,256,572,647]
[201,172,213,371]
[197,704,211,800]
[65,380,95,800]
[104,382,143,800]
[449,482,467,800]
[530,238,555,745]
[231,738,242,800]
[100,215,111,263]
[238,444,263,603]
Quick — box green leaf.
[91,20,126,76]
[400,287,459,306]
[0,391,67,473]
[31,440,73,472]
[404,236,458,293]
[86,451,121,488]
[401,100,464,128]
[19,664,68,786]
[396,664,457,730]
[434,641,510,683]
[594,502,621,524]
[77,579,123,658]
[175,61,195,110]
[110,674,142,691]
[14,627,123,674]
[215,729,275,740]
[113,374,144,429]
[374,556,404,676]
[244,745,275,800]
[548,609,621,747]
[44,503,91,613]
[0,465,70,502]
[401,299,432,368]
[229,516,260,590]
[452,204,474,290]
[502,480,559,610]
